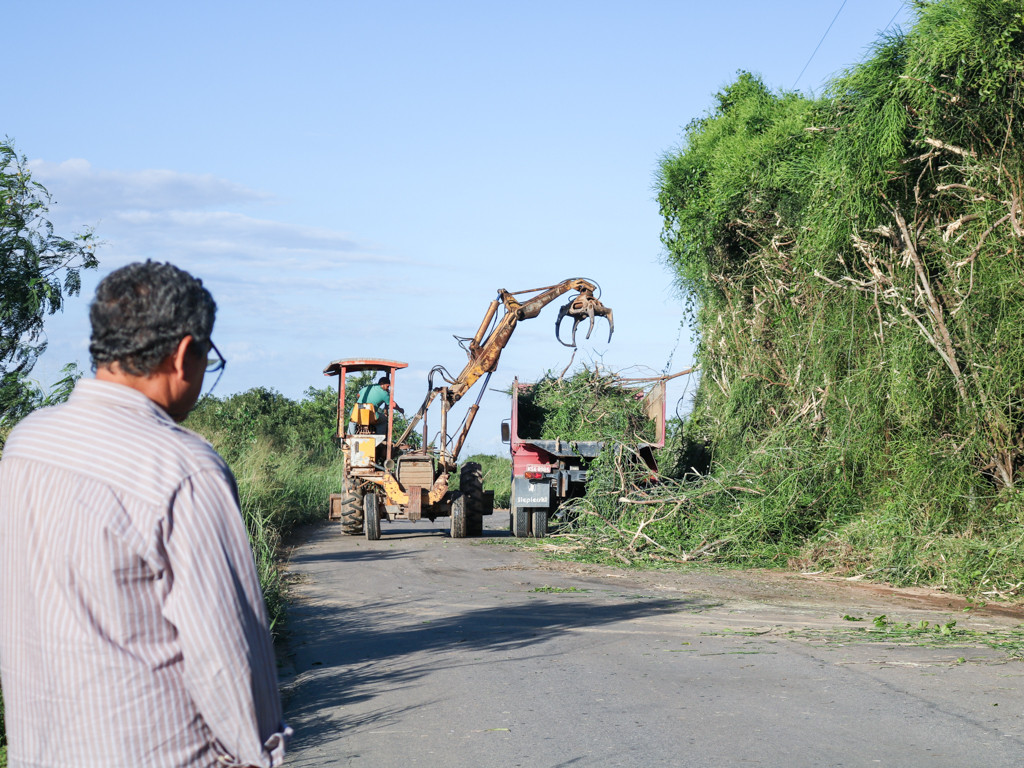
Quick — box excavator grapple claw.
[555,292,614,348]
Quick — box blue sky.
[7,0,911,456]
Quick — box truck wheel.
[450,492,468,538]
[340,489,364,535]
[532,510,548,538]
[364,492,381,541]
[460,462,485,536]
[512,500,530,539]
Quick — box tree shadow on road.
[283,586,716,751]
[281,658,434,756]
[288,548,415,564]
[348,522,514,541]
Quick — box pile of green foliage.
[572,0,1024,597]
[515,368,656,444]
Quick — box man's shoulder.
[3,382,231,501]
[162,421,229,471]
[4,399,74,449]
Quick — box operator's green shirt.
[356,384,390,420]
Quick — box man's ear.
[171,335,195,377]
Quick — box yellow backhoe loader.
[325,278,613,539]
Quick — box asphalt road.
[280,515,1024,767]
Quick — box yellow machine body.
[350,403,376,426]
[350,437,378,468]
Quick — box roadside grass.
[523,444,1024,603]
[196,431,344,632]
[701,615,1024,662]
[792,616,1024,661]
[183,386,345,633]
[452,453,511,509]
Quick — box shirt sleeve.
[162,466,291,767]
[368,386,389,417]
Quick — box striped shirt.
[0,378,290,767]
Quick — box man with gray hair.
[0,261,290,767]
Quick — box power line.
[793,0,849,90]
[881,3,905,34]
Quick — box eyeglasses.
[202,340,227,399]
[206,340,226,372]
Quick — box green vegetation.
[454,453,511,508]
[568,0,1024,597]
[795,615,1024,661]
[515,368,656,443]
[0,140,97,425]
[184,386,345,631]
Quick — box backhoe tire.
[450,492,468,538]
[340,488,364,535]
[532,510,548,538]
[460,462,485,536]
[364,492,381,541]
[511,499,530,539]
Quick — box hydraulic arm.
[396,278,613,457]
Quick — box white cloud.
[26,159,407,296]
[112,210,366,253]
[28,159,271,213]
[25,158,431,393]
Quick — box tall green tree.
[0,139,98,423]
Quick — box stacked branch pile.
[566,0,1024,595]
[517,369,656,443]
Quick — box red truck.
[501,376,668,538]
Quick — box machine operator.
[349,376,404,434]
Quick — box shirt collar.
[70,378,176,425]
